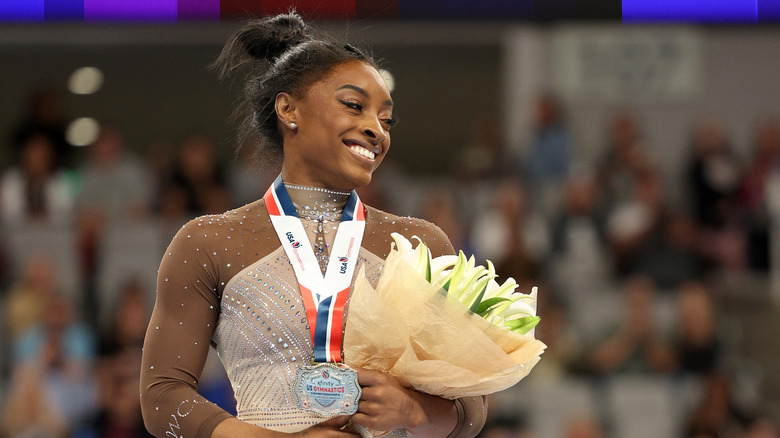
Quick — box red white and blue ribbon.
[264,175,365,363]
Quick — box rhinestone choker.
[284,183,351,196]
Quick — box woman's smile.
[344,139,379,162]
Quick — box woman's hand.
[351,368,457,438]
[213,416,359,438]
[295,416,360,438]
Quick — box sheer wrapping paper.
[343,249,546,399]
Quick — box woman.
[140,13,487,438]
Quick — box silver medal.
[294,363,361,417]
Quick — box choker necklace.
[284,183,351,197]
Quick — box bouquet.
[343,233,546,400]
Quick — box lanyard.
[264,175,365,363]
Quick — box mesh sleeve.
[140,219,233,438]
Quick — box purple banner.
[84,0,177,21]
[178,0,219,20]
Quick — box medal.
[294,363,362,417]
[265,175,365,417]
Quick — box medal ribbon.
[264,175,365,363]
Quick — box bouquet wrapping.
[343,234,546,399]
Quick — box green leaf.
[425,247,432,283]
[475,297,511,316]
[505,316,541,335]
[468,279,489,313]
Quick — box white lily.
[390,233,540,336]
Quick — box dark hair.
[214,12,377,164]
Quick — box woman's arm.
[141,218,362,438]
[140,219,233,438]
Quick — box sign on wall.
[553,27,703,101]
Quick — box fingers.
[301,427,360,438]
[354,367,384,387]
[350,413,379,431]
[304,416,360,438]
[317,415,353,429]
[354,400,383,417]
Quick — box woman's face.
[280,60,394,191]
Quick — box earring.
[289,122,297,129]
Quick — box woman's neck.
[280,164,359,193]
[284,183,349,220]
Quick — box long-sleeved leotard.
[140,190,487,438]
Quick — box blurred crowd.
[1,89,779,438]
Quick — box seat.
[605,376,680,438]
[522,378,599,438]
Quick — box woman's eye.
[382,117,398,129]
[339,100,364,111]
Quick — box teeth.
[348,145,375,160]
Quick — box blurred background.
[2,2,780,437]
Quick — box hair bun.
[239,13,309,62]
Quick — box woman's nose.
[362,118,384,141]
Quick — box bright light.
[65,117,100,146]
[68,66,104,95]
[379,69,395,93]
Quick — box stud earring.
[289,122,297,129]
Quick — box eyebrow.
[337,84,394,107]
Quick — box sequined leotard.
[140,187,487,438]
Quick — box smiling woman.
[276,61,395,190]
[139,11,486,438]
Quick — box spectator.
[532,295,586,379]
[632,210,703,290]
[524,94,573,216]
[549,172,610,296]
[89,279,152,438]
[419,185,470,253]
[10,88,70,168]
[564,415,604,438]
[454,115,505,181]
[687,117,742,229]
[675,281,721,376]
[604,167,701,288]
[4,255,59,342]
[97,278,149,355]
[684,373,750,437]
[164,135,229,216]
[606,168,664,277]
[743,418,780,438]
[526,94,572,185]
[596,111,654,210]
[2,291,97,437]
[1,131,75,226]
[740,119,780,271]
[471,178,550,283]
[588,276,676,376]
[78,126,153,223]
[77,127,154,291]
